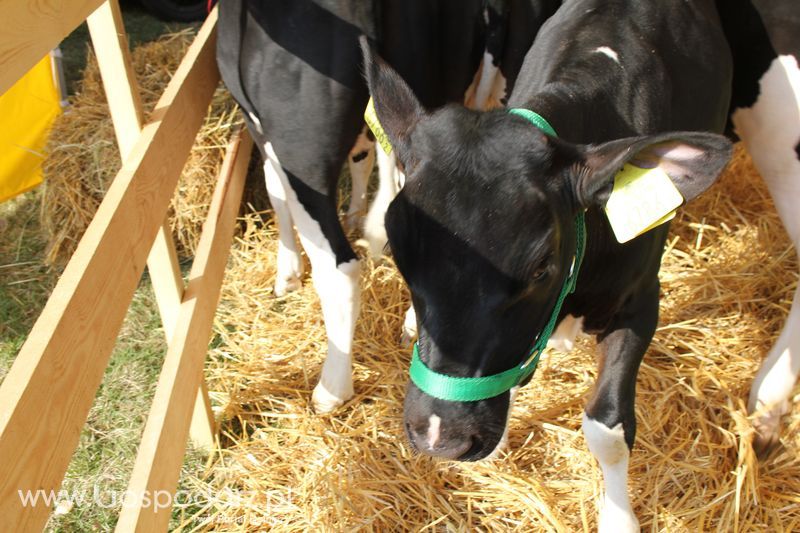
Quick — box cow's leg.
[467,53,501,111]
[400,304,417,346]
[264,142,360,413]
[583,283,658,533]
[547,314,584,353]
[344,127,375,233]
[733,54,800,456]
[363,147,404,259]
[748,286,800,456]
[264,147,304,296]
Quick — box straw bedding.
[46,32,799,532]
[180,143,800,532]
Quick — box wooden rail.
[0,1,240,530]
[0,0,106,95]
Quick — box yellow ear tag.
[364,97,393,155]
[603,163,683,243]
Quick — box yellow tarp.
[0,54,62,202]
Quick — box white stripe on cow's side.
[264,143,304,297]
[734,55,800,446]
[264,142,361,413]
[582,414,639,533]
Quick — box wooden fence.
[0,1,250,530]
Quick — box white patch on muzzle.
[427,414,442,450]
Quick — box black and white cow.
[365,0,733,530]
[718,0,800,458]
[216,0,556,412]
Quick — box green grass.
[0,189,207,531]
[44,284,167,532]
[0,190,54,382]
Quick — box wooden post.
[87,0,216,452]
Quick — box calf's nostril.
[405,420,420,451]
[415,435,473,460]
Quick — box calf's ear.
[359,36,424,164]
[572,132,733,208]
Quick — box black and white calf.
[216,0,544,412]
[363,0,560,261]
[365,0,733,530]
[719,0,800,457]
[217,0,372,413]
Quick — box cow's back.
[218,0,373,192]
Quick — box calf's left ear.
[572,132,733,208]
[359,36,424,165]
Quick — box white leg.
[400,304,417,346]
[310,257,360,413]
[264,142,361,413]
[264,151,303,297]
[748,284,800,453]
[471,52,500,111]
[488,68,508,109]
[363,146,403,259]
[344,128,375,233]
[582,414,639,533]
[547,314,584,352]
[733,55,800,454]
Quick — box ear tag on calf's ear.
[364,98,393,155]
[604,163,683,243]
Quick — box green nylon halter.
[409,109,587,402]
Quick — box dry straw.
[46,32,800,532]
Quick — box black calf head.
[361,39,731,461]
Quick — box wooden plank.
[116,129,252,533]
[0,0,105,95]
[0,11,220,531]
[147,226,217,453]
[86,0,144,153]
[146,221,185,340]
[87,0,215,451]
[189,376,217,451]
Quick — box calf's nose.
[405,415,474,460]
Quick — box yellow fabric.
[0,54,62,202]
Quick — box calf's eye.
[531,265,548,281]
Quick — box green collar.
[408,109,586,402]
[508,108,558,136]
